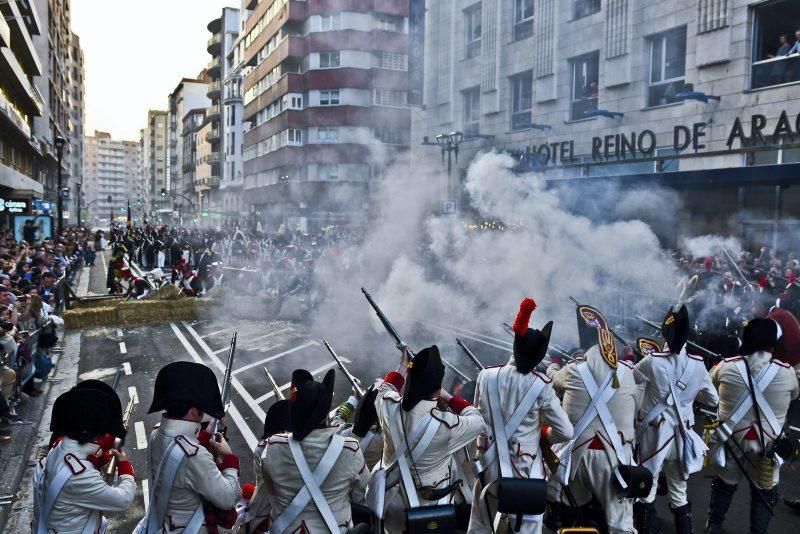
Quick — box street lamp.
[54,135,66,234]
[433,131,464,176]
[76,182,82,227]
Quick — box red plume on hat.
[513,298,537,336]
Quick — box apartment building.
[140,110,169,223]
[240,0,412,231]
[412,0,800,248]
[68,31,84,224]
[183,107,207,220]
[84,131,141,224]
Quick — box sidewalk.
[0,254,108,531]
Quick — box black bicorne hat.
[262,399,291,439]
[661,305,690,355]
[290,369,335,441]
[148,361,224,419]
[352,385,379,437]
[402,345,445,411]
[739,318,779,356]
[511,298,552,374]
[50,387,118,440]
[73,380,125,438]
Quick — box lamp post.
[76,182,82,227]
[54,135,66,234]
[434,131,464,177]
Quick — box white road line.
[119,342,127,354]
[232,341,319,376]
[141,479,149,512]
[252,359,346,404]
[202,326,236,338]
[78,367,119,381]
[116,328,123,337]
[123,362,132,375]
[128,386,138,404]
[170,323,259,449]
[241,328,292,346]
[100,249,108,279]
[134,421,147,450]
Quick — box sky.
[71,0,236,141]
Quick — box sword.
[263,366,285,401]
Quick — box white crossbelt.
[387,405,443,508]
[733,359,781,436]
[636,356,696,441]
[269,434,346,533]
[36,455,101,534]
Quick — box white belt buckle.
[676,380,687,391]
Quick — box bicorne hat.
[401,346,445,412]
[512,298,553,374]
[262,399,291,439]
[147,361,224,419]
[352,385,379,437]
[661,305,690,355]
[290,368,335,441]
[739,318,779,356]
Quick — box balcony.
[207,17,222,34]
[206,106,220,123]
[195,175,220,192]
[206,175,221,188]
[207,57,221,77]
[751,55,800,90]
[207,33,222,54]
[204,152,221,165]
[206,128,220,142]
[207,81,221,100]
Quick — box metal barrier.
[7,324,44,407]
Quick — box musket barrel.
[213,332,237,435]
[263,367,285,400]
[443,359,471,382]
[323,340,365,398]
[361,287,414,358]
[456,338,485,370]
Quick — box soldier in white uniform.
[705,317,800,534]
[334,384,384,470]
[137,361,241,533]
[376,345,484,533]
[32,383,137,533]
[260,369,370,533]
[633,306,719,534]
[468,297,573,534]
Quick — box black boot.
[706,476,737,534]
[543,499,561,531]
[750,486,779,534]
[634,501,662,534]
[671,503,693,534]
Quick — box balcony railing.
[751,54,800,90]
[204,152,221,164]
[207,81,221,99]
[207,33,222,53]
[208,57,221,75]
[206,128,220,142]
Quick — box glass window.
[573,0,601,20]
[570,52,599,120]
[750,1,800,90]
[465,4,482,58]
[648,27,689,107]
[287,129,302,145]
[319,51,340,68]
[320,90,340,105]
[510,71,533,130]
[321,14,340,31]
[463,86,480,135]
[379,51,407,70]
[374,89,407,106]
[318,127,338,143]
[514,0,534,41]
[318,163,339,181]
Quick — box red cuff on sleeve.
[448,395,471,414]
[383,371,405,391]
[540,424,551,441]
[197,430,212,447]
[95,433,116,451]
[219,454,240,472]
[117,460,135,478]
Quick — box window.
[510,71,533,130]
[750,0,800,90]
[321,14,340,31]
[319,51,340,68]
[374,89,407,106]
[320,90,340,105]
[289,95,303,109]
[374,127,408,145]
[514,0,534,41]
[377,15,402,32]
[570,52,599,121]
[465,4,482,58]
[463,86,480,135]
[318,164,339,181]
[318,127,338,143]
[648,27,689,107]
[287,129,302,145]
[573,0,601,20]
[379,51,407,70]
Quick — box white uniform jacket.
[260,427,369,533]
[634,351,719,477]
[32,438,136,533]
[147,417,241,533]
[551,350,638,479]
[475,359,573,482]
[710,354,799,458]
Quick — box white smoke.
[680,234,741,258]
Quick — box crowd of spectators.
[0,228,85,446]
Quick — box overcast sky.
[71,0,236,141]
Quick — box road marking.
[241,328,292,346]
[123,362,132,375]
[100,249,108,279]
[142,479,149,512]
[170,323,259,449]
[128,386,138,404]
[252,359,346,404]
[78,367,119,381]
[119,342,127,354]
[232,341,319,376]
[116,328,123,337]
[134,421,147,450]
[202,326,236,338]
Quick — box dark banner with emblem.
[407,0,425,106]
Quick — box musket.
[752,267,790,284]
[443,359,472,382]
[456,338,485,370]
[721,248,755,294]
[634,314,721,360]
[263,366,285,400]
[569,296,644,360]
[213,332,237,435]
[360,287,414,357]
[104,390,136,479]
[323,340,365,398]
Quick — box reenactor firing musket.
[456,338,485,370]
[322,339,365,398]
[212,332,237,436]
[634,314,721,361]
[104,372,135,479]
[263,366,285,400]
[361,287,415,358]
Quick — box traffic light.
[160,188,166,197]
